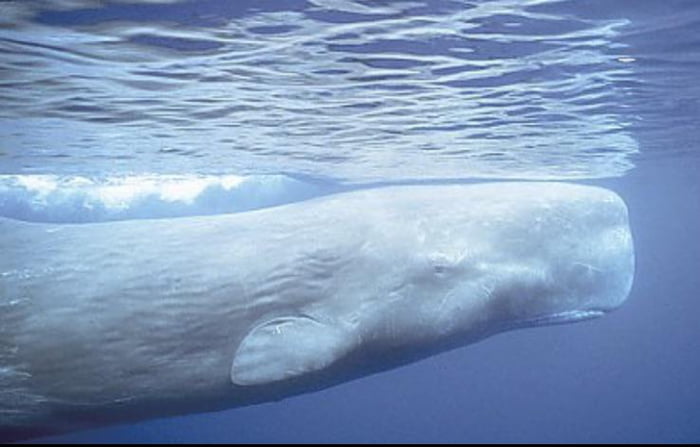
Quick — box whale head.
[231,183,634,387]
[390,183,635,341]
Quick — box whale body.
[0,182,634,441]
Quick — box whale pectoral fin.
[231,316,351,386]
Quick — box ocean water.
[1,0,698,443]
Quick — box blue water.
[1,0,699,443]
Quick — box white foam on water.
[0,174,336,223]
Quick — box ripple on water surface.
[0,0,650,180]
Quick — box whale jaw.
[499,309,608,332]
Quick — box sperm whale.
[0,182,634,441]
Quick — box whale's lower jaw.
[501,309,607,331]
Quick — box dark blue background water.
[1,0,698,443]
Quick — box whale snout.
[470,184,635,331]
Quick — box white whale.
[0,182,634,441]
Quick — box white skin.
[0,182,634,440]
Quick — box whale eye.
[428,252,462,279]
[433,264,447,275]
[431,257,452,277]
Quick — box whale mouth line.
[499,309,607,331]
[522,309,607,327]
